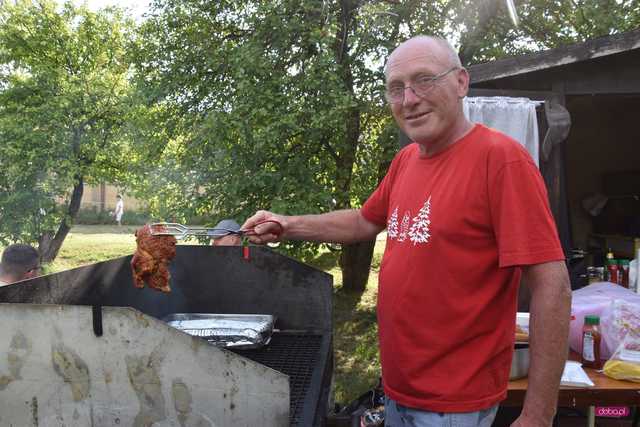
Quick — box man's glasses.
[385,67,459,104]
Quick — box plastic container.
[587,267,599,284]
[607,259,619,285]
[619,259,630,288]
[510,343,530,380]
[606,248,615,261]
[605,249,615,281]
[582,315,602,369]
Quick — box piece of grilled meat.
[131,224,177,293]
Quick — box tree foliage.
[455,0,640,63]
[131,0,640,290]
[2,0,638,274]
[0,0,137,262]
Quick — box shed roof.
[469,28,640,84]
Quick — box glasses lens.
[385,89,403,104]
[413,80,435,97]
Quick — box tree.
[132,0,640,292]
[409,197,431,246]
[387,207,399,239]
[133,0,432,291]
[455,0,640,64]
[0,0,137,262]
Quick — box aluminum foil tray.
[163,313,276,349]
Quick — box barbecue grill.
[0,245,333,426]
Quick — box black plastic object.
[92,304,103,336]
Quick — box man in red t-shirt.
[243,35,571,427]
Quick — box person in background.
[210,219,242,246]
[114,194,124,226]
[243,35,571,427]
[0,244,40,286]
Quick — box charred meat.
[131,224,177,293]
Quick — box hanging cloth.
[541,101,571,162]
[463,96,541,167]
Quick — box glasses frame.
[385,66,459,104]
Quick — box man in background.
[114,194,124,226]
[0,244,40,286]
[210,219,242,246]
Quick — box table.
[505,366,640,407]
[505,361,640,427]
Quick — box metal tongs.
[149,220,283,240]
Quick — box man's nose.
[402,86,421,106]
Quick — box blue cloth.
[384,397,498,427]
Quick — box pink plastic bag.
[569,282,640,359]
[602,299,640,357]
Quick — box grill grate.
[228,332,323,426]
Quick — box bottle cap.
[585,315,600,325]
[619,259,630,266]
[606,259,618,266]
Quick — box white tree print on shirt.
[409,196,432,245]
[398,212,410,242]
[387,207,399,238]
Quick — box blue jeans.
[384,397,499,427]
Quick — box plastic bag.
[603,328,640,383]
[569,282,640,359]
[601,299,640,357]
[630,257,638,293]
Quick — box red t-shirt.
[361,124,564,412]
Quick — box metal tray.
[163,313,276,349]
[510,343,529,380]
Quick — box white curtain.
[463,97,541,167]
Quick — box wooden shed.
[468,28,640,286]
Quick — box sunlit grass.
[307,241,384,404]
[49,225,139,272]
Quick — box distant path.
[70,224,139,235]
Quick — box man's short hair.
[0,244,39,278]
[384,35,462,76]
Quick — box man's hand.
[510,413,552,427]
[242,210,287,244]
[242,209,382,245]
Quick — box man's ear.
[456,67,470,98]
[22,269,37,281]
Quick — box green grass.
[306,239,385,404]
[7,225,384,405]
[49,225,139,272]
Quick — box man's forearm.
[284,209,381,244]
[521,262,572,425]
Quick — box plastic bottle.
[582,315,602,369]
[606,248,615,261]
[605,249,615,281]
[607,258,619,285]
[619,259,630,288]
